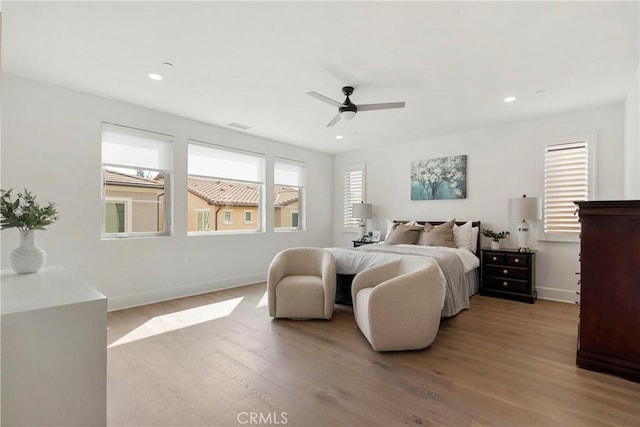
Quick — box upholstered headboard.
[392,220,482,258]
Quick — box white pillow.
[452,221,473,250]
[385,219,395,240]
[471,226,479,253]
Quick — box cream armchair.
[351,259,442,351]
[267,248,336,319]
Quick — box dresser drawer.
[506,254,528,267]
[483,252,505,265]
[484,265,528,280]
[484,277,528,293]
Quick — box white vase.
[10,229,47,274]
[490,240,501,250]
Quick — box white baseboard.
[107,272,267,312]
[537,286,578,304]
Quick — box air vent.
[229,122,251,130]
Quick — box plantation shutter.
[343,164,365,228]
[544,140,588,234]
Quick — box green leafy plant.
[481,228,510,242]
[0,189,59,231]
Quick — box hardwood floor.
[107,284,640,426]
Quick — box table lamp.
[508,194,541,252]
[352,202,373,240]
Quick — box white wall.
[334,104,625,303]
[624,64,640,198]
[1,74,334,310]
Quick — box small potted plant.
[1,188,59,273]
[481,228,510,250]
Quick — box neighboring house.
[104,170,165,233]
[187,176,299,232]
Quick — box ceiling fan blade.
[357,102,406,112]
[326,113,342,127]
[307,91,342,107]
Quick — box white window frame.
[342,162,366,232]
[274,158,305,232]
[223,210,233,225]
[540,131,596,242]
[195,209,210,232]
[104,197,133,235]
[101,123,172,239]
[187,141,265,235]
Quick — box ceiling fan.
[306,86,405,127]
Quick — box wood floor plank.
[107,283,640,426]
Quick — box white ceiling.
[3,1,639,154]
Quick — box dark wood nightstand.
[352,240,375,247]
[480,248,537,304]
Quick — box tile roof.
[105,169,164,188]
[105,170,298,207]
[188,176,298,207]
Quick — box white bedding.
[325,243,480,317]
[359,243,479,273]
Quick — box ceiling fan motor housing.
[340,86,357,115]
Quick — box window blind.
[544,140,588,234]
[274,160,305,187]
[343,165,364,228]
[102,123,173,171]
[188,142,264,182]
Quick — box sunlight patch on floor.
[108,297,244,348]
[257,290,268,308]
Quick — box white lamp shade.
[340,110,356,120]
[508,196,541,220]
[352,203,373,219]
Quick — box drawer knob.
[514,259,519,263]
[492,256,497,261]
[503,282,508,286]
[503,269,508,275]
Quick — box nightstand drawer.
[485,265,528,280]
[484,277,528,293]
[506,254,528,267]
[483,252,505,265]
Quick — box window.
[195,209,210,231]
[343,163,365,230]
[542,132,594,240]
[223,211,233,224]
[101,123,172,238]
[187,141,265,233]
[274,159,305,231]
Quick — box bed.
[325,220,481,317]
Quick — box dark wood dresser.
[575,200,640,383]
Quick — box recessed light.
[148,73,163,81]
[504,96,516,103]
[335,135,343,139]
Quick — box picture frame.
[410,155,467,200]
[371,230,382,242]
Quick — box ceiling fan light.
[340,110,356,120]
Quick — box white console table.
[1,266,107,426]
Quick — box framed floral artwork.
[411,155,467,200]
